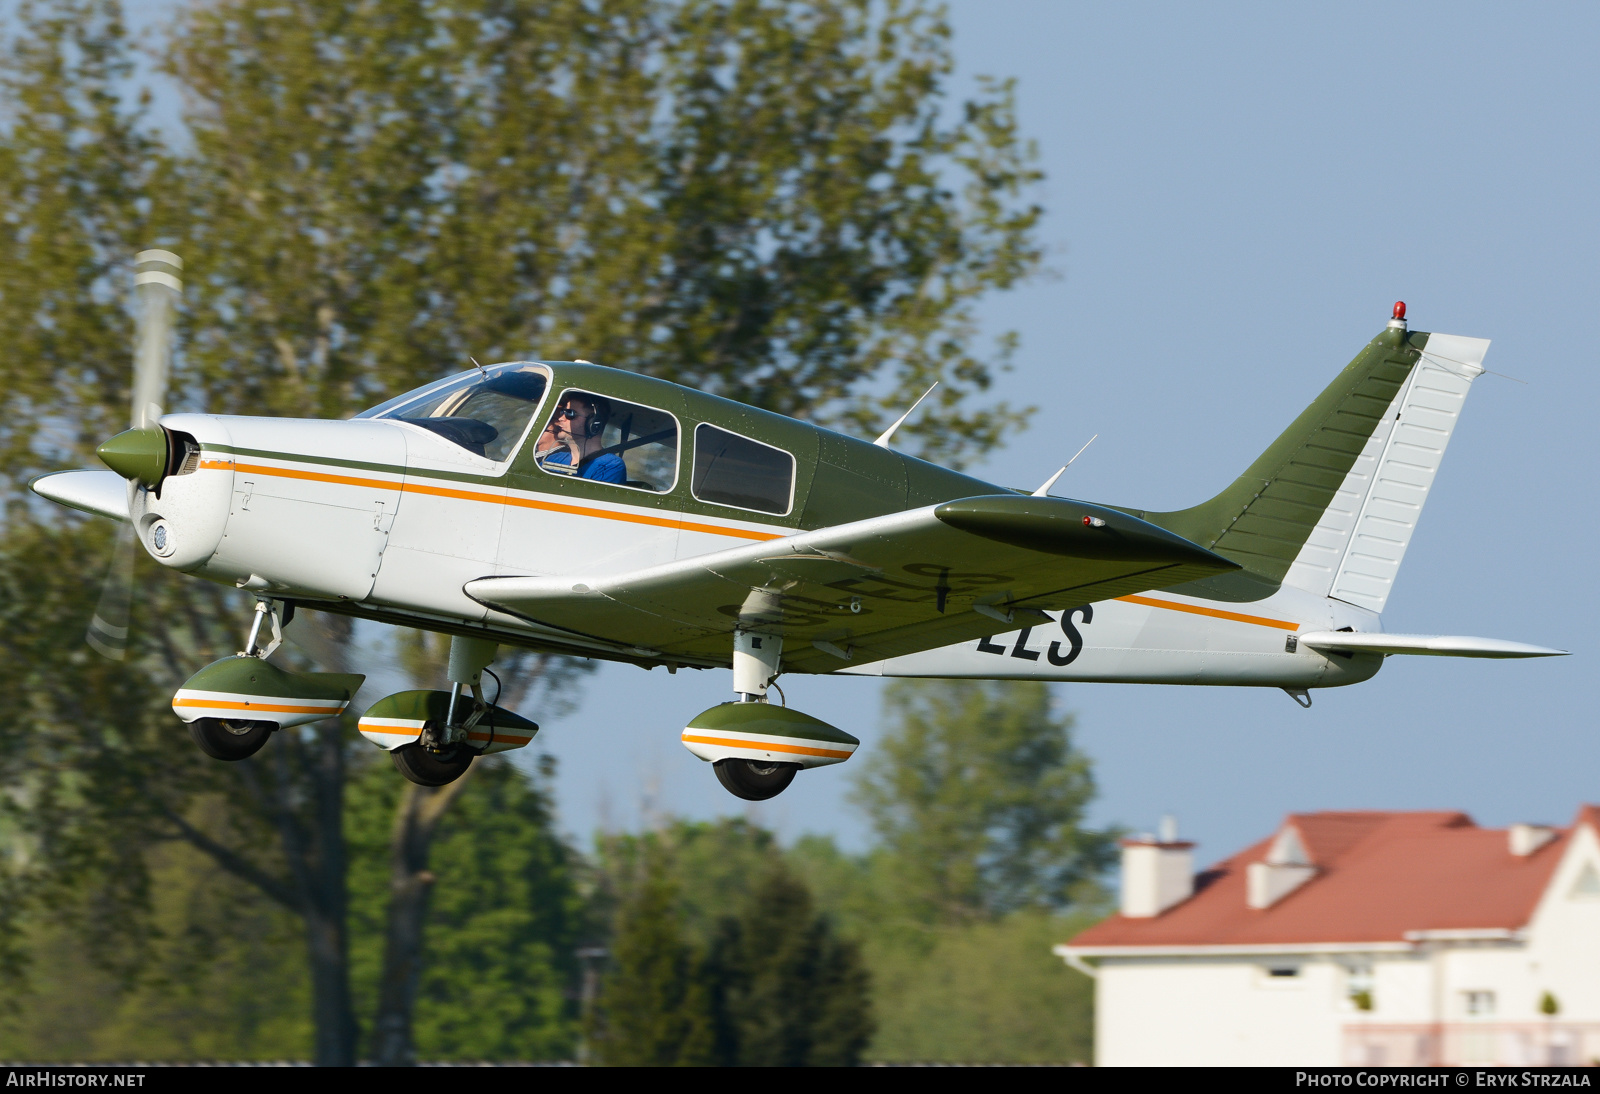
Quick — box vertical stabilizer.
[1138,324,1424,583]
[1281,333,1487,611]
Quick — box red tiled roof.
[1069,806,1598,949]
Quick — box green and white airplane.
[33,252,1564,800]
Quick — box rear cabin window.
[692,424,794,515]
[534,389,679,493]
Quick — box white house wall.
[1525,825,1600,1019]
[1095,948,1600,1066]
[1096,957,1351,1066]
[1370,956,1434,1022]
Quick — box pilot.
[533,415,562,458]
[540,394,626,484]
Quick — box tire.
[392,743,473,787]
[189,717,275,761]
[713,758,798,801]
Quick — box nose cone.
[96,427,167,485]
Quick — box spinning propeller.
[87,250,183,660]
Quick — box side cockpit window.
[535,389,679,493]
[692,424,794,515]
[357,363,549,463]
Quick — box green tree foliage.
[591,855,716,1066]
[0,0,154,492]
[851,680,1118,924]
[0,0,1043,1062]
[0,839,310,1062]
[590,830,873,1067]
[0,747,584,1062]
[346,758,585,1062]
[864,910,1096,1064]
[785,832,1102,1064]
[0,0,1043,1061]
[706,864,874,1066]
[779,680,1116,1063]
[165,0,1039,461]
[592,817,780,944]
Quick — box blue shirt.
[541,449,627,484]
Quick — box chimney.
[1509,823,1556,856]
[1120,816,1194,918]
[1247,823,1317,909]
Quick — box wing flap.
[467,495,1239,671]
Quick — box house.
[1056,806,1600,1066]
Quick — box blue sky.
[535,1,1599,863]
[116,1,1599,866]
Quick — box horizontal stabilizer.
[30,469,129,522]
[1298,632,1567,659]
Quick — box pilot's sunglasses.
[556,408,588,420]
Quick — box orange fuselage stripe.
[201,464,1300,628]
[1114,594,1298,631]
[682,732,855,760]
[203,459,782,542]
[358,723,534,742]
[174,698,346,715]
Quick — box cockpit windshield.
[356,363,549,462]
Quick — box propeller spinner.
[87,250,183,660]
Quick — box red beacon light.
[1393,301,1406,320]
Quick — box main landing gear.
[713,758,798,801]
[391,636,495,787]
[391,740,474,787]
[681,630,861,802]
[355,636,542,787]
[189,716,276,761]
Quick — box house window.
[1266,966,1300,978]
[1571,861,1600,899]
[691,424,795,515]
[1346,964,1374,1011]
[1463,990,1496,1017]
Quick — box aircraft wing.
[465,494,1239,673]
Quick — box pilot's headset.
[581,396,612,439]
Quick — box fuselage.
[130,360,1381,689]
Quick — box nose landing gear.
[170,599,366,762]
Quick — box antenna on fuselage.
[469,355,489,379]
[872,382,939,448]
[1031,434,1098,497]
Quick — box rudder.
[1282,331,1487,610]
[1130,324,1487,611]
